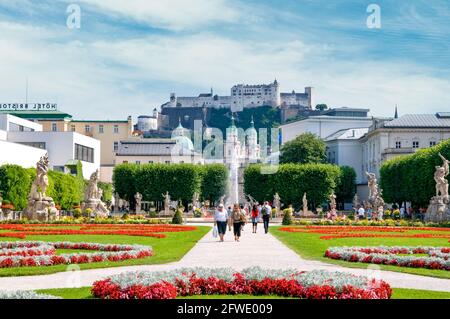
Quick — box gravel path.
[1,223,449,292]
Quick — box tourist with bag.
[231,203,246,241]
[251,204,259,233]
[261,201,272,234]
[214,204,228,242]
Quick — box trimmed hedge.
[113,163,228,205]
[243,163,341,209]
[0,164,84,210]
[380,139,450,207]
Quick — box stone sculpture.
[162,191,171,215]
[365,171,385,212]
[425,153,450,222]
[273,193,281,217]
[327,193,338,220]
[192,192,200,210]
[23,154,59,221]
[135,192,142,213]
[302,192,308,215]
[81,170,109,218]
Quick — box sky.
[0,0,449,120]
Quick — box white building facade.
[0,114,100,179]
[280,109,374,144]
[360,113,450,182]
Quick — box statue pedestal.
[23,197,59,222]
[301,210,316,218]
[82,199,109,218]
[425,196,450,223]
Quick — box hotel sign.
[0,103,58,111]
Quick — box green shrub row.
[0,163,86,210]
[243,163,355,209]
[113,163,228,205]
[380,139,450,206]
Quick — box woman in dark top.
[230,203,246,241]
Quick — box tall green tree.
[280,133,326,164]
[335,166,357,204]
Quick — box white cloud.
[1,18,449,122]
[76,0,241,31]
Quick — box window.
[113,141,119,152]
[165,160,171,164]
[412,141,419,149]
[18,142,46,149]
[53,166,65,173]
[430,141,437,147]
[99,125,104,134]
[85,125,91,133]
[136,161,141,165]
[148,160,154,164]
[75,144,94,163]
[51,123,57,132]
[395,141,401,149]
[123,161,128,164]
[71,125,76,132]
[114,125,119,134]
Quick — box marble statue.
[245,194,257,208]
[0,192,3,220]
[327,193,337,221]
[426,153,450,222]
[81,170,109,218]
[113,192,120,213]
[302,192,308,215]
[365,171,385,212]
[192,192,200,210]
[273,193,281,217]
[135,192,142,213]
[162,191,171,215]
[23,154,59,221]
[435,153,449,199]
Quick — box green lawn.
[271,226,450,279]
[0,226,210,277]
[36,287,450,299]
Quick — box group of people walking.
[214,201,272,242]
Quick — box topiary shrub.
[172,209,184,225]
[282,208,293,225]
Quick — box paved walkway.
[1,223,450,292]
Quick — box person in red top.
[251,204,260,233]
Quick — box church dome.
[174,135,194,151]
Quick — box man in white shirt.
[357,206,365,220]
[214,204,228,242]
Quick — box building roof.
[383,113,450,128]
[324,127,369,141]
[116,139,198,156]
[0,111,73,120]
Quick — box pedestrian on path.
[231,203,246,241]
[261,201,272,234]
[214,204,228,242]
[251,204,259,233]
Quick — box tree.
[335,166,357,205]
[315,104,328,111]
[280,133,326,164]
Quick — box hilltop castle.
[161,80,314,112]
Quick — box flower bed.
[92,267,392,299]
[0,241,152,268]
[279,226,450,241]
[0,290,61,299]
[325,246,450,271]
[0,224,197,239]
